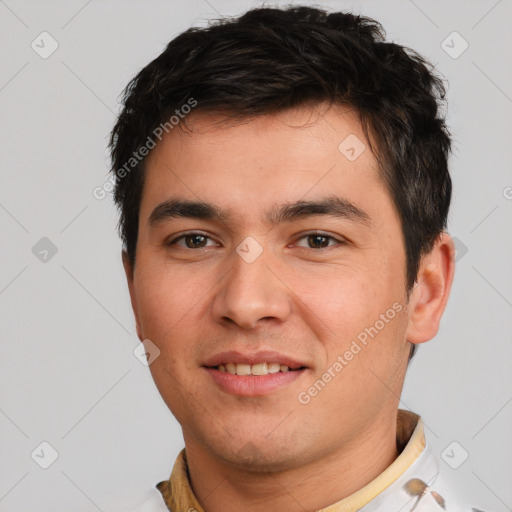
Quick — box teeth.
[268,363,281,373]
[236,364,251,376]
[251,363,267,375]
[217,363,295,375]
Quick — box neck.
[184,410,399,512]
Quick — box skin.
[123,104,455,512]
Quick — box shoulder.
[399,442,493,512]
[363,427,494,512]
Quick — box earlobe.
[122,250,144,342]
[406,232,456,345]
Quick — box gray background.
[1,0,511,510]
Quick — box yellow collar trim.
[319,410,426,511]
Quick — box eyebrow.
[148,195,371,228]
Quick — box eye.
[167,232,218,249]
[293,232,346,249]
[166,231,346,250]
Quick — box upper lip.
[202,350,308,370]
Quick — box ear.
[122,250,143,342]
[406,232,456,345]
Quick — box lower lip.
[204,367,306,396]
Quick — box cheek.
[134,264,203,351]
[298,303,408,429]
[136,255,186,307]
[134,268,207,419]
[292,262,408,387]
[290,262,398,342]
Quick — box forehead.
[139,104,393,227]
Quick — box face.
[124,105,416,471]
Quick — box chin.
[224,448,297,473]
[206,432,305,473]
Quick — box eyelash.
[166,231,347,250]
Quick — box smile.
[202,350,309,395]
[214,362,304,375]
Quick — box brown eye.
[294,232,345,249]
[168,233,216,249]
[184,234,208,248]
[307,234,331,248]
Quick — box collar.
[156,409,426,512]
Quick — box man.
[109,6,485,511]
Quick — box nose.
[211,246,292,330]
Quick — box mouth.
[202,350,309,396]
[209,362,307,375]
